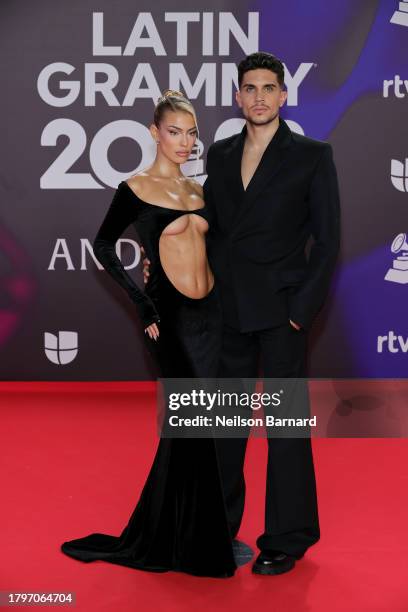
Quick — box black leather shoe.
[252,550,296,575]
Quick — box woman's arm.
[93,183,160,329]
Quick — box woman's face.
[153,110,198,164]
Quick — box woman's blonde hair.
[154,89,197,128]
[153,89,200,177]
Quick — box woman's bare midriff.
[159,213,214,299]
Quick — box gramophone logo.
[390,0,408,26]
[391,158,408,192]
[384,233,408,284]
[44,331,78,364]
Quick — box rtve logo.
[44,331,78,364]
[377,332,408,353]
[390,1,408,26]
[383,75,408,98]
[391,159,408,192]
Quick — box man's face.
[236,68,287,126]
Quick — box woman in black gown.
[60,90,237,578]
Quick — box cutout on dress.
[158,214,213,299]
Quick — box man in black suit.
[203,52,340,575]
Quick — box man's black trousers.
[215,319,320,559]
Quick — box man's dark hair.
[238,52,285,89]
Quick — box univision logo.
[391,159,408,192]
[390,1,408,26]
[44,331,78,364]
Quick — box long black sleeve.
[288,144,341,330]
[93,184,160,329]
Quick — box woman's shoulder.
[125,172,151,199]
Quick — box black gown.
[60,181,237,578]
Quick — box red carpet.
[1,382,408,611]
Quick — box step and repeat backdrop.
[0,0,407,380]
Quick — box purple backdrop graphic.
[0,0,406,380]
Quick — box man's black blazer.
[203,116,341,333]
